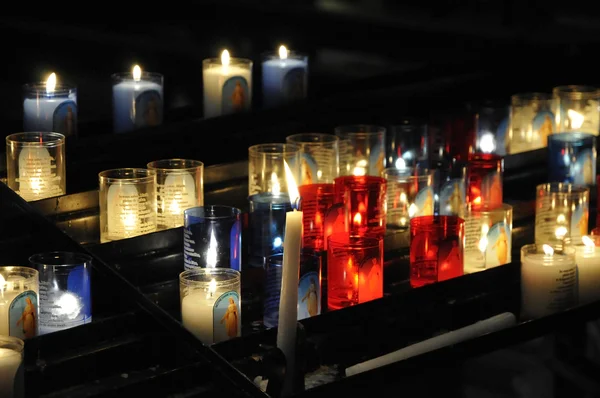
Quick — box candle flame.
[353,212,362,226]
[206,229,218,268]
[221,49,230,67]
[473,196,482,205]
[395,158,407,170]
[555,226,568,239]
[353,159,368,176]
[279,45,288,60]
[46,72,56,94]
[583,235,595,248]
[557,214,566,223]
[208,278,217,296]
[284,160,300,208]
[543,244,554,256]
[133,65,141,82]
[567,109,584,129]
[271,172,281,196]
[478,236,488,254]
[408,203,418,218]
[479,133,496,154]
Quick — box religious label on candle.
[181,290,241,344]
[38,283,90,335]
[573,149,596,186]
[439,179,465,216]
[298,271,320,320]
[213,291,241,342]
[16,147,63,201]
[183,228,200,270]
[464,220,511,271]
[535,205,588,244]
[157,172,196,228]
[4,291,38,340]
[106,185,156,241]
[222,77,249,114]
[413,186,435,217]
[323,203,347,250]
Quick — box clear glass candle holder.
[520,244,577,320]
[574,235,600,305]
[147,159,204,230]
[248,143,300,196]
[180,268,241,344]
[509,92,556,154]
[29,252,92,335]
[6,132,66,202]
[476,102,509,156]
[112,71,164,133]
[547,133,596,186]
[203,56,253,118]
[98,168,157,243]
[467,153,503,208]
[0,266,40,340]
[262,50,308,108]
[535,183,589,245]
[434,161,467,217]
[552,85,599,136]
[263,252,322,328]
[334,175,387,238]
[23,82,77,137]
[183,206,242,272]
[382,167,434,230]
[0,335,24,397]
[463,204,513,274]
[386,118,428,169]
[335,125,387,177]
[327,233,383,311]
[410,216,465,288]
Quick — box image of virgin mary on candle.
[437,239,463,282]
[9,292,38,339]
[532,111,555,146]
[222,77,249,114]
[439,179,465,216]
[215,293,240,341]
[134,90,163,128]
[52,100,78,137]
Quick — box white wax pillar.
[0,347,23,398]
[276,160,303,396]
[17,146,63,201]
[160,172,196,229]
[181,290,215,343]
[106,184,141,240]
[345,312,516,377]
[575,237,600,304]
[203,51,252,118]
[521,246,577,319]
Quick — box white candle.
[262,45,308,108]
[181,280,217,343]
[276,160,303,396]
[0,269,39,340]
[203,50,252,118]
[0,346,23,398]
[345,312,516,377]
[23,73,77,137]
[112,65,163,133]
[575,236,600,304]
[159,172,196,229]
[521,244,577,319]
[16,146,64,202]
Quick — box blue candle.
[23,73,78,137]
[262,46,308,109]
[548,132,597,185]
[112,65,163,134]
[247,192,292,268]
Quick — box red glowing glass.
[409,215,465,288]
[334,175,387,238]
[592,227,600,236]
[327,233,383,311]
[467,153,503,208]
[299,183,335,252]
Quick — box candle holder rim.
[327,232,381,250]
[464,203,513,214]
[28,251,93,268]
[179,267,241,286]
[521,243,576,257]
[511,92,553,102]
[547,132,597,143]
[286,133,339,145]
[147,158,204,171]
[0,335,24,353]
[552,85,599,99]
[202,57,253,67]
[334,124,386,137]
[382,166,432,179]
[248,143,301,155]
[6,132,65,147]
[184,205,242,220]
[536,182,590,196]
[0,266,39,280]
[98,168,156,183]
[334,175,387,185]
[261,50,308,61]
[23,82,77,96]
[409,215,465,229]
[111,71,164,81]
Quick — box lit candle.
[276,160,303,396]
[203,50,252,118]
[180,268,241,344]
[23,72,78,136]
[112,65,164,133]
[0,336,24,398]
[0,267,39,340]
[262,45,308,108]
[575,236,600,304]
[520,244,577,319]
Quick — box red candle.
[327,233,383,310]
[410,215,464,288]
[299,183,335,252]
[467,153,503,208]
[334,175,386,238]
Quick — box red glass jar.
[410,215,465,288]
[334,175,386,238]
[327,233,383,310]
[299,183,335,252]
[467,153,503,208]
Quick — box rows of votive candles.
[245,126,510,328]
[22,46,307,137]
